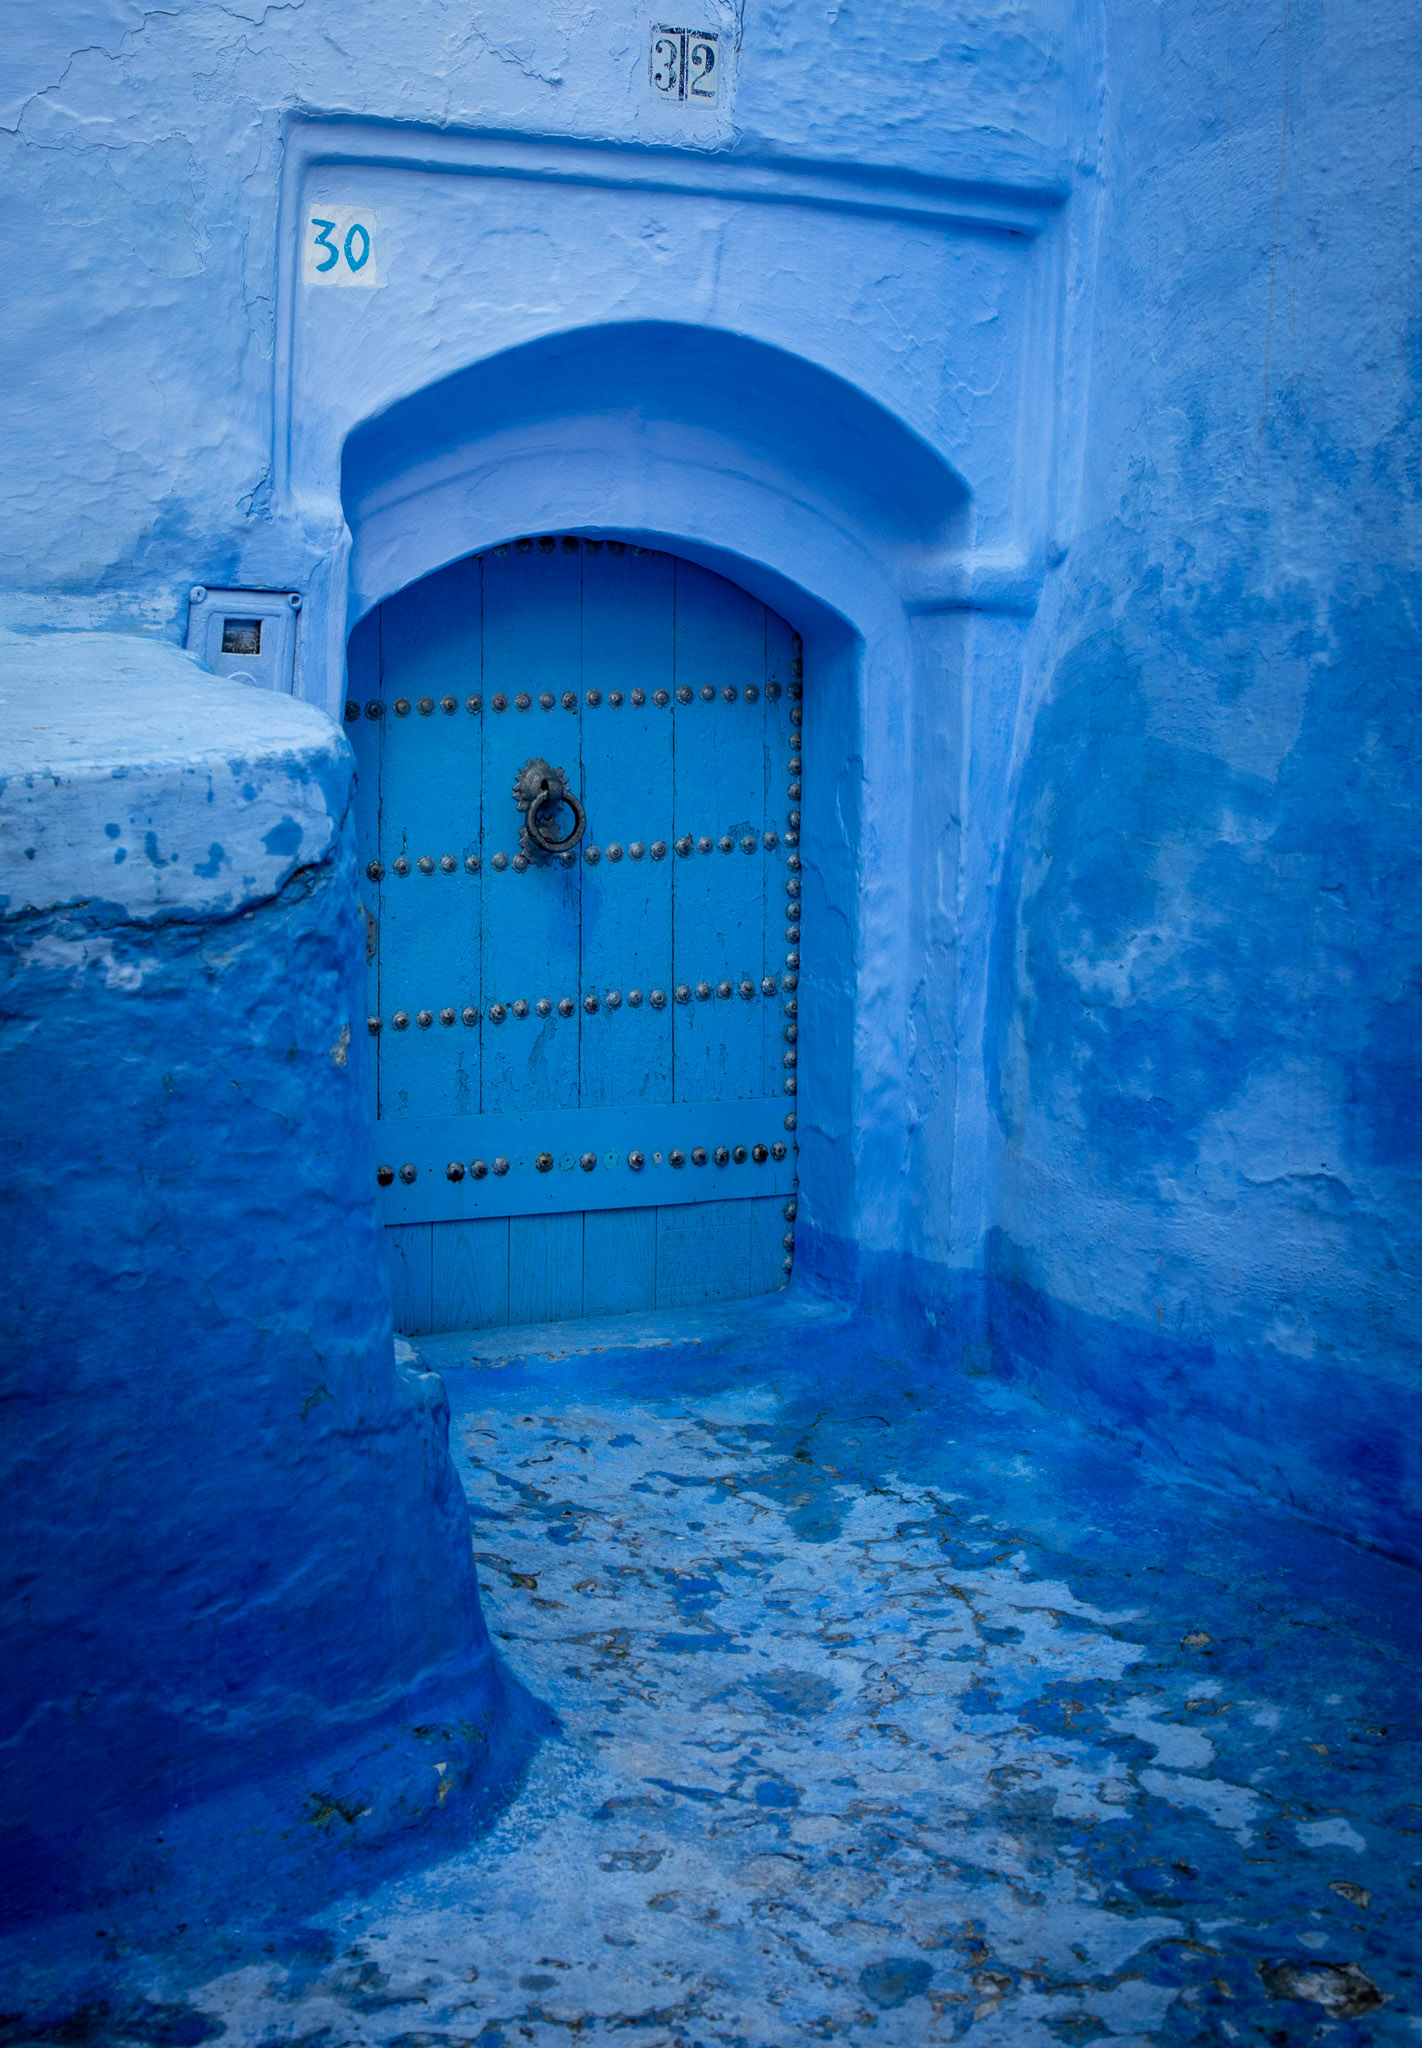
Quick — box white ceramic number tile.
[302,206,380,288]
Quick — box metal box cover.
[185,586,300,692]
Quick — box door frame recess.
[334,320,966,1297]
[276,114,1079,1311]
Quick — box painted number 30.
[312,217,369,273]
[303,208,380,289]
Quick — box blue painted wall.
[970,0,1422,1563]
[0,637,539,1925]
[1,0,1417,1815]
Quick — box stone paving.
[8,1299,1420,2045]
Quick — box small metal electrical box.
[186,586,301,692]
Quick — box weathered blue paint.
[4,1297,1417,2039]
[0,634,542,1924]
[958,1,1422,1568]
[350,543,799,1331]
[1,0,1419,1990]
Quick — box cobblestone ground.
[9,1303,1421,2045]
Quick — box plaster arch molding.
[280,120,1070,707]
[340,320,967,649]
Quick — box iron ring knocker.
[513,756,587,859]
[526,781,586,855]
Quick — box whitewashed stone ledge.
[0,629,349,922]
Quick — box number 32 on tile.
[302,208,380,288]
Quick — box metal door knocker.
[514,757,587,858]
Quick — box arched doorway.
[346,536,802,1334]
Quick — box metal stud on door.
[346,540,801,1334]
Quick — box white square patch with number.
[649,26,718,104]
[303,207,380,288]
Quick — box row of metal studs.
[363,832,797,880]
[497,536,646,553]
[368,976,800,1032]
[346,681,801,722]
[782,647,804,1125]
[377,1138,793,1186]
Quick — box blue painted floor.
[5,1294,1420,2044]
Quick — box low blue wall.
[0,636,541,1925]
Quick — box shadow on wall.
[975,585,1422,1570]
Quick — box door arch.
[347,535,802,1332]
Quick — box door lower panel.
[386,1196,793,1334]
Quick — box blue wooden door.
[345,539,801,1333]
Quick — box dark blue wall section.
[0,638,539,1924]
[969,0,1422,1564]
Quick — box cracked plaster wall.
[0,0,1078,626]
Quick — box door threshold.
[399,1286,849,1376]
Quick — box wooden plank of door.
[654,1197,751,1308]
[431,1216,510,1331]
[509,1211,584,1324]
[480,543,583,1117]
[346,608,384,1078]
[747,1192,791,1298]
[377,557,484,1125]
[671,562,770,1105]
[579,544,674,1111]
[386,1222,433,1334]
[582,1205,658,1316]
